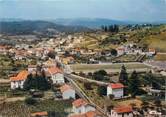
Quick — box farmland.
[70,63,151,73]
[154,53,166,61]
[0,100,72,117]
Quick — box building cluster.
[116,44,156,57]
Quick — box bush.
[23,73,51,91]
[84,82,92,90]
[25,97,37,105]
[97,85,107,96]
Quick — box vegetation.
[25,97,37,105]
[140,71,165,90]
[70,63,150,72]
[128,71,140,97]
[0,100,72,117]
[23,73,51,91]
[93,70,108,81]
[97,85,107,96]
[101,25,119,33]
[119,65,128,85]
[154,53,166,61]
[0,21,91,35]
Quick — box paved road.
[65,74,108,117]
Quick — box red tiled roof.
[114,106,133,114]
[108,83,124,89]
[72,98,88,108]
[60,84,73,93]
[48,67,62,74]
[85,111,96,117]
[0,45,7,49]
[117,48,125,51]
[10,70,28,81]
[149,48,156,52]
[31,111,48,117]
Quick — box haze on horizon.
[0,0,166,22]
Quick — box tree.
[88,72,93,78]
[119,65,128,85]
[154,98,161,107]
[23,73,51,91]
[93,70,107,81]
[94,70,107,76]
[47,51,56,59]
[97,85,107,96]
[110,49,117,56]
[128,70,140,97]
[25,97,37,105]
[84,82,92,90]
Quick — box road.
[65,74,108,117]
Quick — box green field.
[70,63,150,72]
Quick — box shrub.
[25,97,37,105]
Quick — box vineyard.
[0,101,31,117]
[0,99,72,117]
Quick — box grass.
[75,25,166,52]
[116,99,142,108]
[113,54,137,62]
[70,63,150,72]
[74,80,107,108]
[74,80,143,109]
[0,54,30,79]
[29,99,72,113]
[154,53,166,61]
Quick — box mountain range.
[0,20,92,35]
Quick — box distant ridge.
[53,18,166,28]
[0,20,92,35]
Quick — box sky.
[0,0,166,22]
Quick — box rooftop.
[60,84,73,93]
[48,67,62,74]
[114,106,133,114]
[31,111,48,117]
[108,83,124,89]
[10,70,28,81]
[72,98,88,108]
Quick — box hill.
[53,18,133,28]
[53,18,166,28]
[74,25,166,52]
[0,21,91,35]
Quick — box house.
[72,98,96,114]
[107,83,124,98]
[28,65,37,73]
[31,111,48,117]
[147,48,156,56]
[10,70,29,89]
[69,111,100,117]
[110,106,133,117]
[148,110,162,117]
[60,84,75,99]
[48,67,64,84]
[62,56,75,65]
[116,47,125,56]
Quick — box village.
[0,27,165,117]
